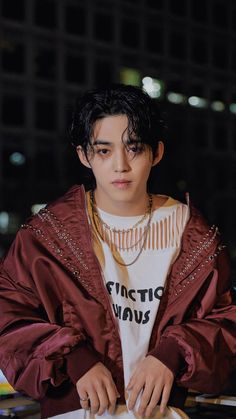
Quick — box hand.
[76,362,120,415]
[127,355,174,417]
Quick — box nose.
[113,148,131,172]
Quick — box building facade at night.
[0,0,236,282]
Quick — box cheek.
[135,160,152,176]
[89,162,108,179]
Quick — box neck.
[92,189,150,216]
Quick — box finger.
[127,377,134,391]
[96,386,109,416]
[160,384,172,414]
[144,385,161,417]
[128,381,144,411]
[89,390,100,414]
[127,370,138,390]
[79,393,90,411]
[137,383,154,416]
[106,382,120,414]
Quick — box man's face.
[77,114,163,214]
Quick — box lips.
[112,180,132,189]
[112,179,131,184]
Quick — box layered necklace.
[89,190,153,266]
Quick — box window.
[212,42,228,70]
[232,168,236,189]
[2,42,25,74]
[171,119,186,147]
[214,200,227,232]
[65,4,86,36]
[93,12,114,42]
[212,0,228,29]
[125,0,140,4]
[232,127,236,151]
[193,160,208,191]
[146,0,164,11]
[121,18,140,48]
[94,58,113,86]
[167,80,184,93]
[231,46,236,72]
[34,0,57,29]
[188,82,205,98]
[65,102,74,129]
[169,31,186,60]
[35,46,56,80]
[215,166,228,190]
[1,0,25,21]
[120,67,141,86]
[232,8,236,32]
[34,149,56,180]
[191,0,208,23]
[210,87,224,102]
[2,95,25,126]
[35,98,56,131]
[191,37,207,64]
[169,0,187,17]
[65,53,86,84]
[212,124,228,150]
[2,147,27,181]
[192,120,208,148]
[146,25,163,54]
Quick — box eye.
[96,148,110,156]
[127,144,144,154]
[128,145,139,152]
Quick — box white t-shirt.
[49,196,189,419]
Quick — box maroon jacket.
[0,185,235,418]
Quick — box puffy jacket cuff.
[66,342,100,385]
[148,337,185,377]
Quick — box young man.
[0,84,235,419]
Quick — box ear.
[76,146,91,169]
[152,141,164,167]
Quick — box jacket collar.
[31,185,220,303]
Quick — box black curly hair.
[69,83,166,160]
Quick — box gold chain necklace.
[90,190,153,266]
[90,190,152,233]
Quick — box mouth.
[111,180,132,189]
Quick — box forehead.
[92,115,129,140]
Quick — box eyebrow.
[92,138,140,146]
[93,140,112,146]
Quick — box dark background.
[0,0,236,286]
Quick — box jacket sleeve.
[0,229,100,400]
[148,248,236,394]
